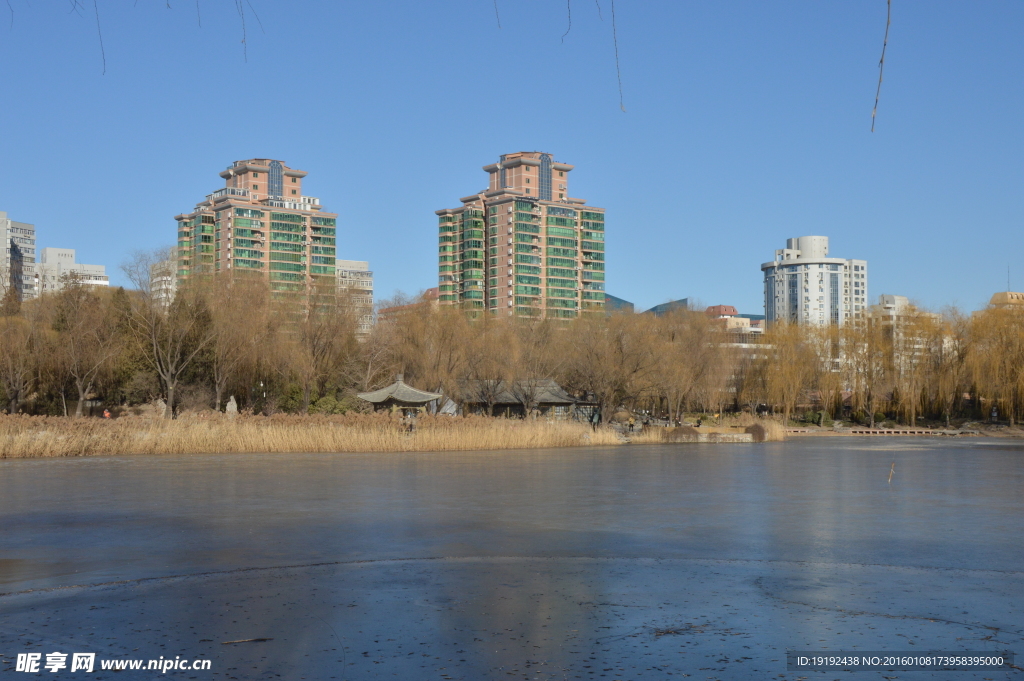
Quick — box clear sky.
[1,1,1021,314]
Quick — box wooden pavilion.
[357,375,442,416]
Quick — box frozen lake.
[1,438,1021,679]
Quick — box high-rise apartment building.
[175,159,338,292]
[436,152,606,318]
[0,211,37,301]
[336,259,374,336]
[38,248,109,293]
[761,236,868,326]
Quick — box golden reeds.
[626,418,786,444]
[0,413,622,459]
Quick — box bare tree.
[283,282,360,412]
[122,249,215,418]
[463,317,512,416]
[506,319,561,416]
[0,313,36,413]
[561,312,659,421]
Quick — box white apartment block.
[150,258,178,307]
[38,248,109,293]
[0,211,37,301]
[336,259,374,336]
[762,236,867,326]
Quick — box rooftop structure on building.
[644,298,691,316]
[174,159,337,292]
[0,211,37,301]
[37,248,109,293]
[989,291,1024,308]
[705,304,764,335]
[761,236,867,326]
[871,294,940,325]
[605,293,635,314]
[436,152,606,319]
[336,259,374,336]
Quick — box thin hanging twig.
[610,0,624,112]
[93,0,106,75]
[6,0,13,30]
[195,0,201,27]
[493,0,501,28]
[245,0,265,34]
[234,0,247,62]
[561,0,571,42]
[594,0,603,21]
[871,0,891,133]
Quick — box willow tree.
[654,310,721,422]
[968,306,1024,425]
[843,319,892,427]
[51,275,123,417]
[763,321,815,424]
[560,312,660,421]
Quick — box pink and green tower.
[435,152,606,319]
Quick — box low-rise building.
[37,248,109,293]
[705,305,765,336]
[604,293,635,314]
[644,298,691,316]
[377,288,440,324]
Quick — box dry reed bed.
[0,414,623,458]
[628,418,786,444]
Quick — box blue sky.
[1,1,1021,313]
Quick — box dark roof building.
[604,294,635,314]
[462,379,596,419]
[644,298,690,316]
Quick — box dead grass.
[0,413,622,459]
[626,428,666,444]
[628,418,786,444]
[758,419,786,442]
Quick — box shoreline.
[786,427,1022,438]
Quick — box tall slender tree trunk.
[165,383,176,419]
[74,380,92,418]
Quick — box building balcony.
[261,196,321,211]
[208,187,251,202]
